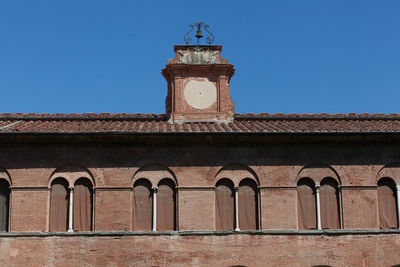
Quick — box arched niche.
[238,178,259,230]
[0,176,10,232]
[377,177,398,228]
[296,163,341,186]
[132,163,177,187]
[0,167,12,186]
[49,164,95,188]
[133,178,153,231]
[297,177,317,230]
[215,178,235,230]
[49,178,69,232]
[73,177,93,231]
[377,164,400,185]
[215,164,259,187]
[157,178,176,231]
[320,177,341,229]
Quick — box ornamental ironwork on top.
[184,22,215,45]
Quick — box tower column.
[234,186,240,231]
[315,185,321,230]
[68,186,74,232]
[152,186,158,231]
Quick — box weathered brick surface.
[0,233,399,266]
[0,137,399,265]
[178,190,215,230]
[10,190,48,232]
[261,189,297,229]
[0,143,399,232]
[94,190,132,231]
[342,189,379,229]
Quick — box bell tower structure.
[162,22,235,123]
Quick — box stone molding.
[0,229,399,238]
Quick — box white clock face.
[183,80,217,110]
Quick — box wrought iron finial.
[184,22,214,45]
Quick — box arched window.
[238,179,258,230]
[73,178,93,231]
[133,179,152,231]
[297,178,316,229]
[50,178,69,232]
[157,179,176,231]
[216,179,235,230]
[0,179,10,231]
[320,178,340,229]
[378,177,398,228]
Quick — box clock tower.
[162,23,235,123]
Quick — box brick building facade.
[0,43,400,266]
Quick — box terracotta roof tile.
[1,113,400,135]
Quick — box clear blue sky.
[1,1,399,114]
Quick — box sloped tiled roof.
[1,113,400,134]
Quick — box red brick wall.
[342,189,379,228]
[0,233,399,266]
[94,190,132,231]
[10,190,48,232]
[1,144,399,232]
[261,189,297,229]
[0,139,399,265]
[178,189,215,230]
